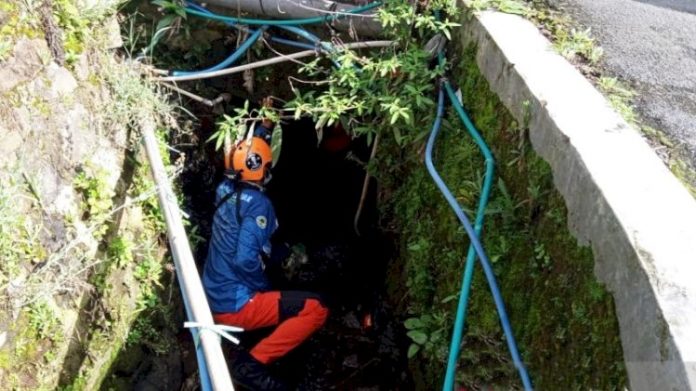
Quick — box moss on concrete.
[380,44,627,389]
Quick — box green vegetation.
[594,75,696,196]
[74,165,115,238]
[27,300,62,340]
[0,0,117,65]
[378,44,627,389]
[465,0,530,15]
[0,0,181,388]
[0,178,46,295]
[52,0,90,63]
[553,27,603,65]
[0,1,42,55]
[598,77,638,125]
[179,0,460,149]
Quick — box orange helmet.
[226,136,272,182]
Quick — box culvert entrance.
[103,3,413,386]
[182,109,413,390]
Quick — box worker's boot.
[228,348,288,391]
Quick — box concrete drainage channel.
[457,10,696,391]
[106,2,695,391]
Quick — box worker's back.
[203,179,277,314]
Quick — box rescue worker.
[202,113,329,390]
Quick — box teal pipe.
[184,2,382,26]
[441,80,495,391]
[433,11,531,388]
[171,26,268,76]
[427,80,532,390]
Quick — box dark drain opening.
[182,106,412,389]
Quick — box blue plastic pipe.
[426,85,533,391]
[171,26,268,76]
[441,79,495,389]
[187,304,214,391]
[268,36,315,50]
[185,2,313,50]
[184,1,382,26]
[181,3,340,69]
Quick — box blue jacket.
[203,179,278,313]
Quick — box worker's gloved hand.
[282,244,308,279]
[283,244,308,269]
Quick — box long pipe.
[192,0,383,35]
[161,82,230,106]
[171,26,268,76]
[354,132,379,236]
[186,1,324,52]
[142,120,235,391]
[440,84,495,389]
[155,40,395,82]
[426,86,533,390]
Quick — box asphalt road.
[550,0,696,167]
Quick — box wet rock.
[73,54,91,82]
[51,185,78,217]
[342,313,361,329]
[0,129,22,162]
[43,63,78,100]
[343,354,360,369]
[103,16,124,50]
[0,39,48,94]
[132,349,183,391]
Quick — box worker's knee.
[278,291,328,328]
[303,298,329,328]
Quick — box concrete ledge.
[456,10,696,391]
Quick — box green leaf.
[441,294,459,304]
[498,1,528,15]
[155,14,176,33]
[404,317,422,330]
[393,126,403,142]
[407,330,428,345]
[214,131,225,150]
[390,112,400,125]
[407,343,420,358]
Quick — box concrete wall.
[456,10,696,391]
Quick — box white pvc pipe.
[142,120,235,391]
[154,40,395,82]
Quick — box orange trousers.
[214,291,328,364]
